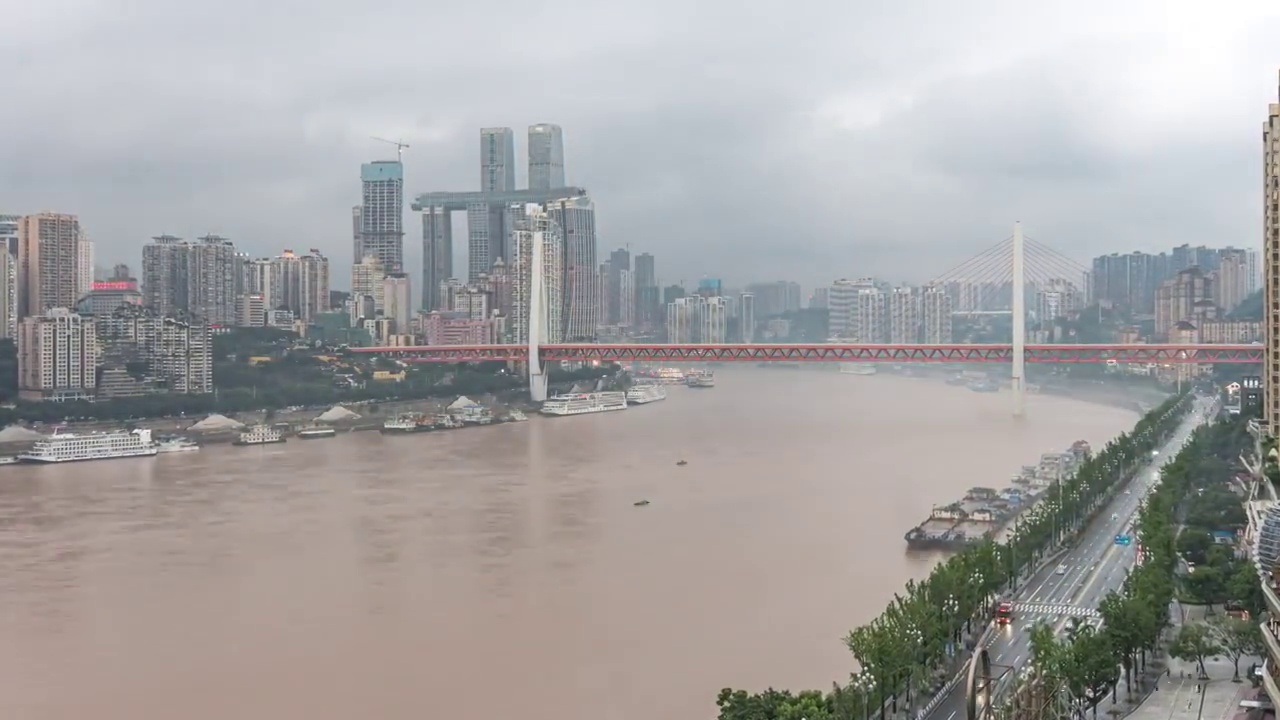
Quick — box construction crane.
[370,136,410,162]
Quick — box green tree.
[1210,615,1264,682]
[1170,623,1223,678]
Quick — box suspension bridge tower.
[527,227,549,403]
[1011,221,1026,418]
[928,222,1087,418]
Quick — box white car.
[1055,564,1067,575]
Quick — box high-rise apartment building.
[527,124,566,190]
[634,252,660,331]
[920,286,953,343]
[739,292,756,342]
[382,273,412,333]
[480,128,516,192]
[359,161,404,273]
[665,295,728,342]
[606,248,630,325]
[508,204,564,344]
[141,235,189,317]
[618,268,635,327]
[828,278,883,340]
[0,250,13,338]
[1216,249,1253,313]
[351,206,363,263]
[351,255,387,316]
[421,206,453,311]
[269,249,330,323]
[1265,70,1280,430]
[97,306,213,394]
[187,235,239,325]
[18,308,98,400]
[1154,267,1215,339]
[887,287,919,343]
[543,195,599,340]
[16,213,90,319]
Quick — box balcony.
[1264,619,1280,665]
[1265,659,1280,706]
[1267,580,1280,618]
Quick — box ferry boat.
[297,426,337,440]
[381,414,420,433]
[685,370,715,388]
[18,428,159,463]
[381,413,463,433]
[0,456,17,465]
[839,364,876,376]
[540,391,629,416]
[234,425,287,446]
[156,437,200,453]
[635,367,689,385]
[625,384,668,405]
[506,409,529,422]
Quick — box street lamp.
[852,670,875,720]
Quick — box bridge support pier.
[1011,221,1026,418]
[528,222,548,403]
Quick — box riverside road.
[925,396,1217,720]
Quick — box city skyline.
[4,3,1279,292]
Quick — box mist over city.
[3,3,1280,720]
[2,1,1279,289]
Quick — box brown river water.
[0,368,1140,720]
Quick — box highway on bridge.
[924,396,1217,720]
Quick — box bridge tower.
[527,226,549,402]
[1011,221,1026,418]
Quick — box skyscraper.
[634,253,659,331]
[527,124,565,190]
[480,127,516,192]
[360,161,404,273]
[544,195,599,340]
[421,206,453,311]
[187,235,240,325]
[141,235,189,317]
[508,204,564,344]
[16,213,90,319]
[607,248,631,325]
[1265,70,1280,429]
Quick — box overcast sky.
[2,0,1278,294]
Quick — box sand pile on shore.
[315,406,360,422]
[188,414,245,431]
[0,425,43,442]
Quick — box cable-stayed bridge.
[351,223,1262,404]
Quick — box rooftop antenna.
[370,136,410,163]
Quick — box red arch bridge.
[349,343,1263,364]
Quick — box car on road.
[1055,564,1067,575]
[1111,513,1119,520]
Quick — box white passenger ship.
[625,384,668,405]
[540,391,629,416]
[18,428,159,464]
[234,425,287,446]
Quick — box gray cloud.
[2,0,1278,295]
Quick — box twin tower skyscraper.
[483,125,566,192]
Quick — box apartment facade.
[17,213,90,319]
[18,308,98,400]
[1266,69,1280,430]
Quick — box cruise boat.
[381,414,421,433]
[625,384,668,405]
[234,425,287,446]
[18,428,159,464]
[540,391,629,416]
[297,426,337,440]
[156,437,200,453]
[839,364,877,376]
[685,370,715,388]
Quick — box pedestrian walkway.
[1124,605,1262,720]
[1013,601,1103,620]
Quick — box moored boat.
[156,437,200,453]
[540,392,629,416]
[234,425,287,446]
[297,426,337,440]
[625,384,668,405]
[18,428,159,463]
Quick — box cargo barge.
[904,440,1092,550]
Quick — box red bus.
[995,601,1014,624]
